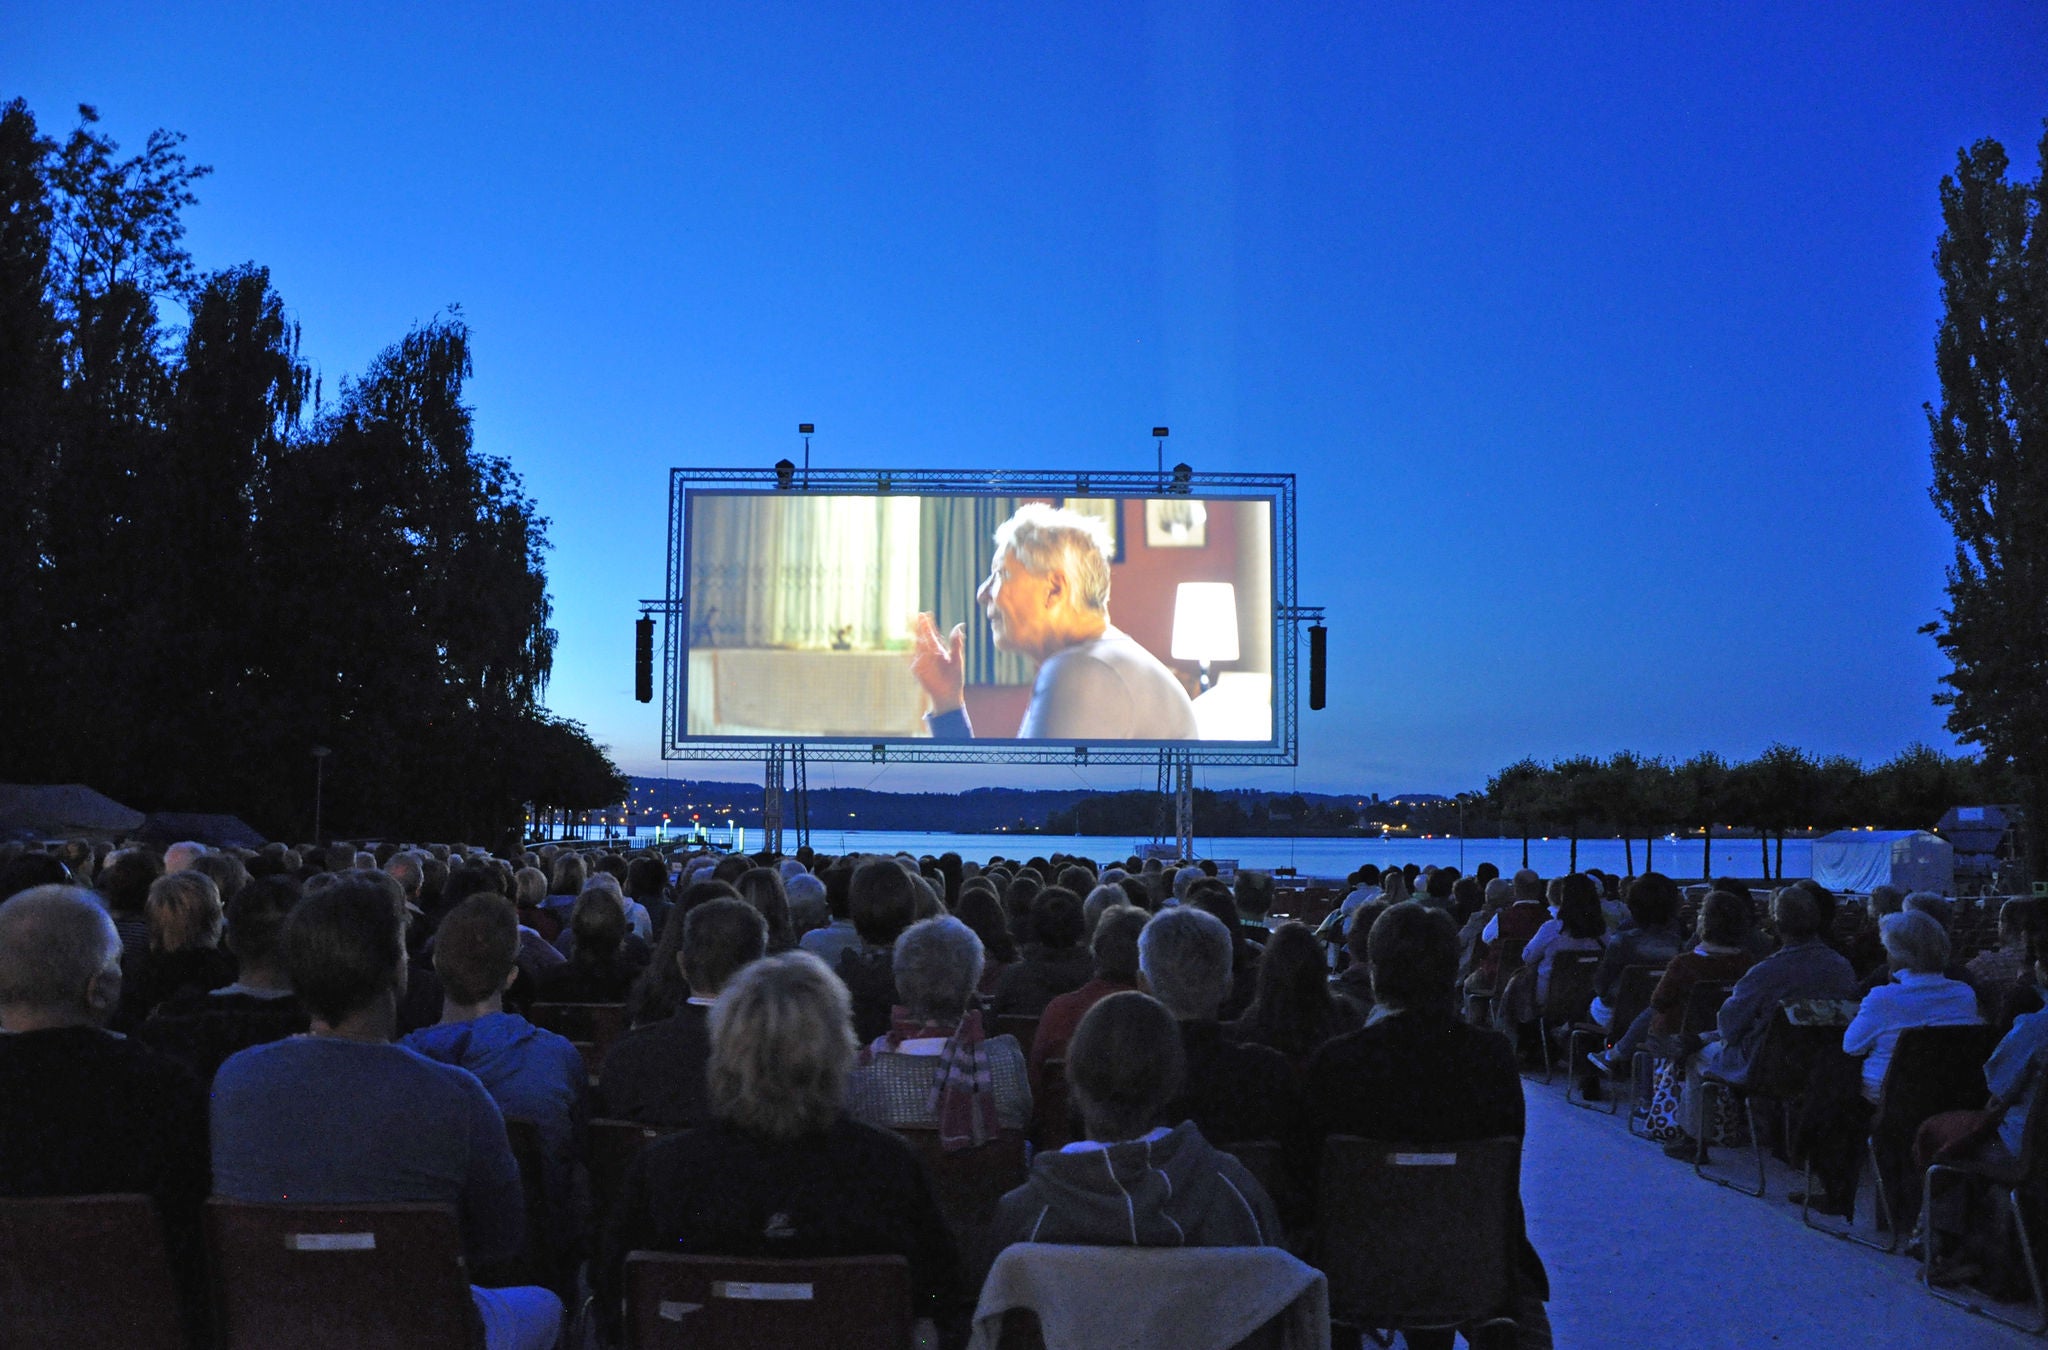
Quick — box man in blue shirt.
[212,873,561,1350]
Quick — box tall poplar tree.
[1923,123,2048,872]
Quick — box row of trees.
[0,99,626,844]
[1483,744,2001,879]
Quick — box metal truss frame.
[652,465,1315,768]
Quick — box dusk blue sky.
[10,4,2047,799]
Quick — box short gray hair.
[1903,891,1953,931]
[1880,909,1950,975]
[1137,907,1233,1019]
[892,916,984,1022]
[384,852,424,897]
[0,886,121,1011]
[1869,885,1905,917]
[163,841,207,873]
[993,503,1112,612]
[1082,884,1125,937]
[785,872,829,934]
[1172,866,1205,903]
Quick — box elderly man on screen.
[911,503,1198,741]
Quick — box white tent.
[1811,829,1954,895]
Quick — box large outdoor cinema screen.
[678,481,1280,750]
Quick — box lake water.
[624,827,1811,880]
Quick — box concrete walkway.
[1518,1075,2037,1348]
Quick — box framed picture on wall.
[1061,497,1125,563]
[1144,499,1208,549]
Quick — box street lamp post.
[311,746,332,844]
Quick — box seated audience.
[955,883,1019,996]
[534,888,640,1003]
[117,870,239,1029]
[1969,898,2040,1028]
[402,894,589,1217]
[785,870,829,942]
[513,864,563,944]
[1588,872,1684,1031]
[1189,880,1263,1021]
[1797,908,1982,1216]
[138,875,309,1085]
[599,898,767,1125]
[1519,872,1607,1007]
[1330,901,1389,1019]
[1031,905,1150,1089]
[1593,889,1755,1076]
[1139,907,1302,1149]
[0,884,211,1337]
[626,878,741,1027]
[598,952,962,1341]
[211,873,561,1350]
[1470,869,1549,1000]
[1227,921,1362,1069]
[1304,901,1551,1349]
[990,991,1282,1251]
[838,859,920,1043]
[734,866,797,953]
[847,916,1032,1141]
[991,887,1094,1017]
[1847,885,1905,980]
[798,863,863,969]
[1670,887,1857,1160]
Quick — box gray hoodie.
[989,1121,1281,1250]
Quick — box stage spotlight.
[1169,462,1193,494]
[798,423,814,435]
[774,458,796,489]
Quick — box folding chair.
[529,1001,628,1054]
[897,1127,1028,1282]
[976,1243,1327,1350]
[206,1199,481,1350]
[0,1193,185,1350]
[624,1252,913,1350]
[1566,963,1665,1112]
[1924,1072,2048,1333]
[1463,945,1524,1028]
[994,1015,1039,1057]
[1534,950,1604,1083]
[1802,1023,1999,1250]
[1032,1057,1077,1152]
[1314,1135,1520,1345]
[588,1118,680,1226]
[1693,1001,1851,1197]
[1627,979,1732,1139]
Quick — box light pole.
[311,746,332,844]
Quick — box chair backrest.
[896,1128,1029,1236]
[1743,1005,1844,1098]
[1314,1135,1519,1332]
[981,1244,1326,1350]
[1034,1057,1077,1152]
[1607,964,1666,1039]
[588,1119,680,1224]
[624,1252,912,1350]
[206,1199,478,1350]
[995,1015,1039,1056]
[1875,1024,2002,1142]
[0,1193,185,1350]
[1674,979,1733,1039]
[530,1001,627,1049]
[1539,951,1603,1019]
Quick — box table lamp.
[1171,582,1239,693]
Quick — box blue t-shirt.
[211,1035,524,1264]
[1987,1007,2048,1158]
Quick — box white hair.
[163,841,207,873]
[993,503,1112,612]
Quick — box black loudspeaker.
[634,616,655,703]
[1308,624,1327,710]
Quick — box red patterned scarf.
[860,1005,999,1151]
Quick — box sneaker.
[1585,1051,1614,1074]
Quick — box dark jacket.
[116,946,238,1030]
[837,946,899,1044]
[1304,1008,1548,1302]
[597,1115,961,1335]
[1593,923,1684,1001]
[991,945,1095,1018]
[136,988,310,1086]
[1170,1020,1303,1148]
[1712,937,1858,1084]
[533,955,639,1004]
[990,1121,1282,1250]
[596,1002,714,1126]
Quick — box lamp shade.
[1171,582,1239,662]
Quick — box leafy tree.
[1544,755,1606,873]
[1597,751,1677,876]
[1674,752,1731,879]
[1486,757,1547,868]
[1923,122,2048,875]
[1729,744,1819,880]
[1869,742,1986,830]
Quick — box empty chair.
[0,1193,185,1350]
[625,1252,914,1350]
[207,1199,478,1350]
[1314,1135,1521,1344]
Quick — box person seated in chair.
[598,898,766,1126]
[211,873,561,1350]
[1305,901,1552,1349]
[597,952,963,1344]
[1668,887,1857,1162]
[138,875,310,1086]
[1587,872,1684,1033]
[837,859,920,1043]
[990,990,1282,1250]
[990,887,1094,1017]
[0,884,212,1340]
[846,915,1032,1142]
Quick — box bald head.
[0,886,123,1026]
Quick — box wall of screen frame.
[656,466,1307,767]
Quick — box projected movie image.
[684,492,1275,744]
